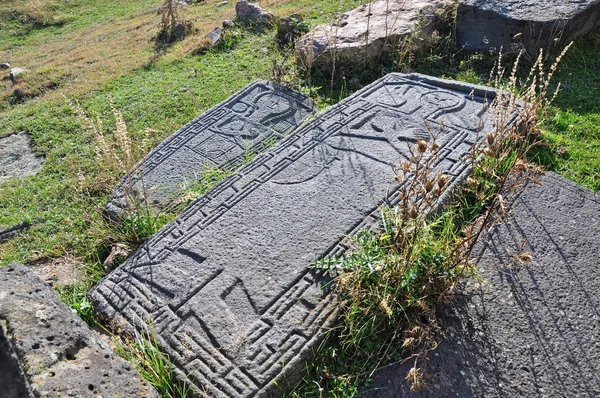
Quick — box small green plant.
[113,320,190,398]
[177,164,235,206]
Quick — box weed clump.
[156,0,194,45]
[113,321,190,398]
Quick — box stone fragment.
[0,62,10,70]
[0,133,44,184]
[277,13,306,46]
[9,67,27,82]
[235,0,274,24]
[456,0,600,54]
[365,172,600,397]
[106,81,314,218]
[206,26,223,46]
[223,18,235,28]
[296,0,454,67]
[0,264,158,398]
[91,73,512,397]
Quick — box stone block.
[456,0,600,54]
[0,264,158,398]
[365,172,600,397]
[91,73,512,397]
[106,81,314,218]
[296,0,455,68]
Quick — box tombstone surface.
[106,81,314,217]
[90,73,508,397]
[456,0,600,53]
[0,264,158,398]
[364,172,600,397]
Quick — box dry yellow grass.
[0,0,344,108]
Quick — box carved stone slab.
[91,73,510,397]
[106,81,314,217]
[456,0,600,54]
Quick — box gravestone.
[456,0,600,54]
[0,264,158,398]
[364,172,600,397]
[91,73,512,397]
[0,133,44,184]
[106,81,314,218]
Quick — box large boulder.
[456,0,600,54]
[296,0,455,67]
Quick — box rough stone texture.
[0,324,32,398]
[0,133,44,184]
[106,81,314,218]
[364,172,600,397]
[296,0,454,67]
[235,0,274,24]
[206,26,223,46]
[0,264,158,398]
[91,73,512,398]
[456,0,600,54]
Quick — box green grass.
[114,321,191,398]
[0,0,160,50]
[0,0,599,396]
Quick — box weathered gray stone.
[296,0,454,67]
[235,0,274,24]
[0,133,45,184]
[206,26,223,46]
[106,81,314,218]
[456,0,600,54]
[91,73,512,397]
[0,264,158,398]
[364,172,600,397]
[223,18,235,28]
[0,325,32,398]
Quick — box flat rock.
[364,172,600,397]
[0,133,44,184]
[0,264,158,398]
[106,81,314,218]
[90,73,511,397]
[296,0,454,67]
[456,0,600,53]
